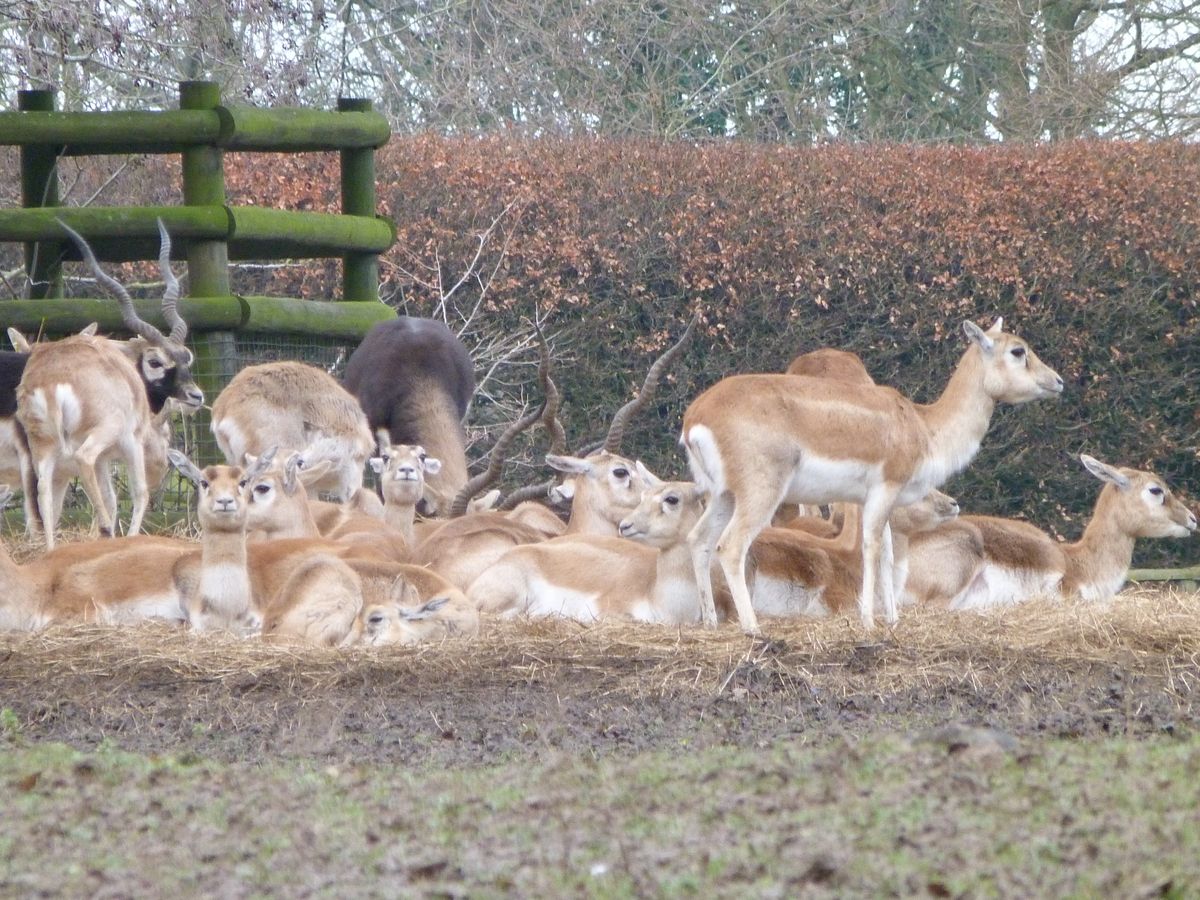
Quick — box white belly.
[783,454,880,506]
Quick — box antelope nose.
[215,497,236,511]
[1188,511,1198,532]
[185,387,205,408]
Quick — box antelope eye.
[1149,486,1164,497]
[367,612,386,626]
[238,480,247,489]
[149,359,164,369]
[612,468,629,479]
[199,480,209,490]
[1010,346,1026,359]
[254,484,271,495]
[664,495,680,506]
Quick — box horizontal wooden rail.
[1127,565,1200,583]
[1,296,393,340]
[0,107,389,154]
[0,206,395,260]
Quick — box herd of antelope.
[1,223,1196,645]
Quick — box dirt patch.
[2,588,1197,765]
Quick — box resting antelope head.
[370,435,442,509]
[1080,454,1197,539]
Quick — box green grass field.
[3,730,1199,897]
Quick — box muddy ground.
[2,592,1196,766]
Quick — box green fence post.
[338,97,379,302]
[18,89,63,300]
[179,80,234,462]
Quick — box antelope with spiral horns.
[682,318,1063,632]
[16,219,202,548]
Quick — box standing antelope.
[14,220,202,548]
[905,455,1197,609]
[683,318,1063,632]
[211,361,375,501]
[343,318,475,517]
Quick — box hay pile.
[2,586,1197,699]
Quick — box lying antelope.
[749,489,960,619]
[683,318,1063,632]
[309,437,441,548]
[470,464,706,624]
[167,449,467,643]
[904,454,1197,609]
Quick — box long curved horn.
[449,399,546,518]
[58,218,168,345]
[157,218,187,343]
[602,313,697,453]
[450,326,555,517]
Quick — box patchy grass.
[2,733,1199,897]
[2,585,1199,894]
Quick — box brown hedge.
[5,139,1198,567]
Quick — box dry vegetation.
[3,585,1199,764]
[4,586,1200,895]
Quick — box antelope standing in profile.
[16,220,202,548]
[905,454,1197,609]
[683,318,1063,632]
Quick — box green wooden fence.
[0,80,396,462]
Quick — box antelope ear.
[369,457,385,475]
[400,596,451,620]
[168,449,205,486]
[469,489,500,512]
[375,429,391,452]
[635,460,664,489]
[422,456,443,475]
[298,459,334,487]
[6,328,31,352]
[962,320,995,354]
[1080,454,1131,491]
[549,478,576,503]
[986,316,1004,335]
[546,454,592,476]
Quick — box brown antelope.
[346,594,480,646]
[167,449,465,642]
[786,347,876,386]
[747,489,960,619]
[211,361,375,502]
[904,455,1197,609]
[682,318,1063,632]
[308,436,440,546]
[343,317,475,517]
[470,465,706,624]
[15,220,202,548]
